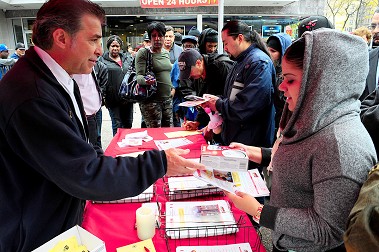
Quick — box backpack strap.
[146,48,153,72]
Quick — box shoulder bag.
[119,48,157,102]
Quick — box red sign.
[140,0,218,8]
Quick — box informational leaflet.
[117,238,156,252]
[193,169,270,198]
[154,138,193,150]
[168,176,217,191]
[164,130,202,139]
[200,145,249,172]
[176,242,253,252]
[179,95,209,107]
[167,176,222,200]
[165,200,238,239]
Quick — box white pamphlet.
[193,169,270,198]
[165,200,238,239]
[167,176,222,200]
[154,138,193,150]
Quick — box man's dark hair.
[222,20,270,57]
[147,22,166,40]
[32,0,105,50]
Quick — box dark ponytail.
[222,20,270,57]
[249,30,271,57]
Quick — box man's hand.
[202,94,219,112]
[164,148,205,177]
[182,120,200,131]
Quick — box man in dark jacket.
[0,1,204,251]
[178,48,233,143]
[362,9,379,100]
[361,87,379,157]
[204,20,276,151]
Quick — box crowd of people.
[1,0,379,251]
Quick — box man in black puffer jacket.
[178,49,233,144]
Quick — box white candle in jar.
[136,206,156,240]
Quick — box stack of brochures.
[165,200,238,239]
[92,185,154,203]
[193,168,270,198]
[166,176,223,200]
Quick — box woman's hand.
[144,74,156,85]
[229,142,263,164]
[224,191,261,216]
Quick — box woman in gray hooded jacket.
[226,29,377,251]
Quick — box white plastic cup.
[136,206,156,240]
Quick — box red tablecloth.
[82,127,266,252]
[104,127,206,159]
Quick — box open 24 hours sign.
[140,0,218,8]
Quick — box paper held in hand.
[179,95,209,107]
[200,145,249,172]
[193,168,270,198]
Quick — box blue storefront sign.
[262,25,282,38]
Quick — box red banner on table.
[140,0,218,8]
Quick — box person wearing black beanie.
[266,33,291,132]
[188,26,200,38]
[198,28,218,54]
[266,37,281,56]
[297,15,334,38]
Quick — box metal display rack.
[92,184,156,204]
[157,194,263,252]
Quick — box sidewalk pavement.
[100,103,142,150]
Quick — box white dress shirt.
[34,46,83,126]
[72,73,102,116]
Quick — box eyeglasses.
[370,23,379,30]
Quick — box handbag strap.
[146,48,153,72]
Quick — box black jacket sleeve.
[361,88,379,157]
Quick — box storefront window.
[12,19,24,45]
